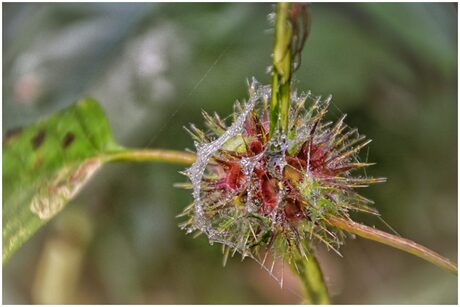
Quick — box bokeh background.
[3,2,457,304]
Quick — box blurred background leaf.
[3,98,120,263]
[3,3,457,304]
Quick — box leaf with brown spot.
[3,98,123,264]
[31,129,46,149]
[62,132,76,149]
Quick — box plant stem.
[270,2,293,136]
[327,216,458,275]
[104,149,458,276]
[105,149,196,165]
[270,3,330,303]
[290,246,330,304]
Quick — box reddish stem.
[327,216,458,275]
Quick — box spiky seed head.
[179,79,385,269]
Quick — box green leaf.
[3,98,122,264]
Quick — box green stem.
[270,2,293,136]
[327,216,458,275]
[105,149,196,165]
[290,246,330,304]
[270,4,329,303]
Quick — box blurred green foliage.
[3,3,457,304]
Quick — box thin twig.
[327,216,458,275]
[105,149,196,165]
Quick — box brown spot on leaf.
[3,127,23,145]
[62,132,75,149]
[32,130,46,149]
